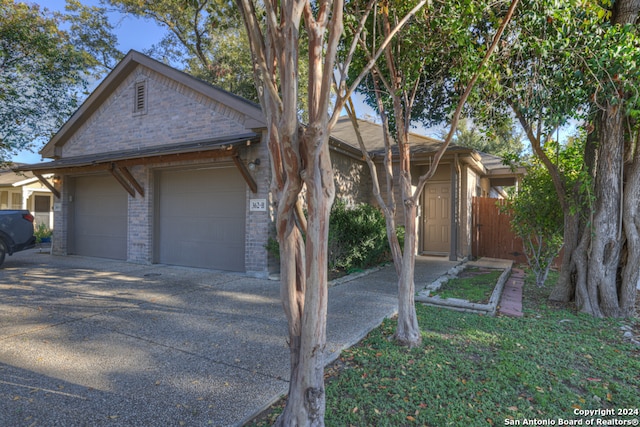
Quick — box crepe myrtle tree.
[343,0,519,347]
[234,0,426,425]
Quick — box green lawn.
[248,270,640,426]
[431,267,502,303]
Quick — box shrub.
[264,201,394,274]
[328,200,390,272]
[34,222,53,244]
[500,160,564,287]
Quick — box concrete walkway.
[0,250,458,426]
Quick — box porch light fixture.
[248,158,261,171]
[52,176,61,184]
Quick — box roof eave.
[21,133,260,173]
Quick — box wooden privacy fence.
[472,197,528,264]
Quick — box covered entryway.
[422,182,451,255]
[69,175,128,260]
[155,166,246,271]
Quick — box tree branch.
[329,0,428,129]
[414,0,521,200]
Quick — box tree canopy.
[107,0,258,102]
[478,0,640,317]
[439,117,525,156]
[0,0,121,163]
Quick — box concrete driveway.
[0,250,458,426]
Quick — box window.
[133,80,147,115]
[11,193,21,209]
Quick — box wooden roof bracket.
[232,152,258,194]
[116,164,145,197]
[33,172,61,199]
[109,163,136,197]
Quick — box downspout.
[449,154,459,261]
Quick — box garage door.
[71,175,128,260]
[156,166,246,271]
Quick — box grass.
[246,269,640,426]
[431,267,502,303]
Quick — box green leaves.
[344,0,508,130]
[328,200,391,272]
[505,187,562,286]
[0,0,121,162]
[107,0,260,103]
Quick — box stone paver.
[499,267,525,317]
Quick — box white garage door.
[71,175,128,260]
[156,166,246,271]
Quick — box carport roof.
[14,133,260,174]
[14,133,262,199]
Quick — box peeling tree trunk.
[395,176,421,346]
[277,124,335,425]
[348,0,519,347]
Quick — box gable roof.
[40,50,266,159]
[0,166,30,186]
[331,116,472,157]
[330,116,526,179]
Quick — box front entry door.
[422,182,450,254]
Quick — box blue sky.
[14,0,166,164]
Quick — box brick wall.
[63,66,249,157]
[49,63,273,276]
[331,150,372,207]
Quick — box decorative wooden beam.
[29,163,111,175]
[24,147,238,176]
[232,153,258,194]
[115,165,145,197]
[116,148,236,168]
[109,164,136,197]
[33,172,60,199]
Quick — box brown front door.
[422,182,450,254]
[33,194,51,227]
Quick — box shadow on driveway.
[0,250,457,426]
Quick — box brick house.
[18,50,520,276]
[17,51,371,277]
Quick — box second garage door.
[156,166,246,271]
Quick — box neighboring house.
[16,50,521,277]
[0,167,54,228]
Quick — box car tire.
[0,240,6,267]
